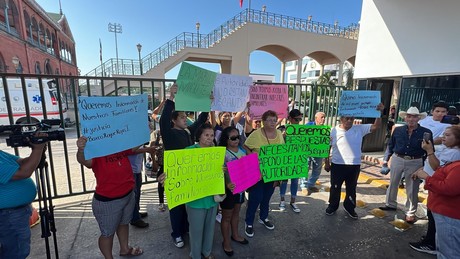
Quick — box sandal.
[120,246,143,256]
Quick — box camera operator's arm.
[12,141,47,180]
[132,144,156,156]
[76,136,92,168]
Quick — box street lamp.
[12,56,22,73]
[195,22,200,48]
[308,15,312,22]
[108,22,122,74]
[334,20,339,28]
[262,5,266,12]
[136,43,143,75]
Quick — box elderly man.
[324,104,384,219]
[379,107,433,224]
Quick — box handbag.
[213,194,227,202]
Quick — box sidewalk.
[29,153,432,259]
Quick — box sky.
[36,0,363,81]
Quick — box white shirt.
[419,116,450,139]
[423,146,460,176]
[330,124,372,165]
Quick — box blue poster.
[338,90,381,118]
[78,94,150,159]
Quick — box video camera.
[0,119,65,147]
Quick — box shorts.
[220,188,245,210]
[92,190,135,237]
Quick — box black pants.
[169,204,189,239]
[425,209,436,246]
[328,163,360,211]
[158,165,165,204]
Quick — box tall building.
[285,57,353,85]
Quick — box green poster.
[285,124,331,158]
[175,62,217,112]
[164,147,226,209]
[258,144,309,182]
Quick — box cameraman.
[0,134,48,259]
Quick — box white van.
[0,78,68,125]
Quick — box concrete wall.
[355,0,460,79]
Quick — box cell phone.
[423,132,431,143]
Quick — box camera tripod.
[34,150,59,259]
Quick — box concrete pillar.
[230,54,250,76]
[337,61,344,86]
[220,60,232,74]
[319,64,324,76]
[280,61,286,83]
[296,58,303,84]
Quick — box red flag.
[240,0,243,7]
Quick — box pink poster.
[248,84,288,120]
[226,153,261,194]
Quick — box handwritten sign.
[78,94,150,159]
[175,62,217,112]
[249,84,288,119]
[211,74,252,112]
[258,144,309,182]
[338,90,381,118]
[164,147,226,209]
[285,124,331,158]
[226,153,261,194]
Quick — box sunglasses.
[229,135,240,141]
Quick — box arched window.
[0,52,6,72]
[44,59,52,75]
[35,61,41,74]
[45,28,51,50]
[51,33,57,55]
[31,17,38,44]
[23,10,31,41]
[6,0,19,32]
[55,68,59,75]
[39,23,45,47]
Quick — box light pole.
[195,22,200,48]
[108,22,122,74]
[262,5,266,12]
[136,43,143,75]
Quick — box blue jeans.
[0,204,32,259]
[280,178,299,199]
[245,180,275,225]
[306,157,323,188]
[433,212,460,259]
[131,173,142,223]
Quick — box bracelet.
[427,153,434,156]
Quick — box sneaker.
[409,241,437,255]
[307,186,320,195]
[216,212,222,223]
[279,201,286,211]
[130,219,149,228]
[139,212,148,218]
[325,207,336,216]
[258,218,275,230]
[290,203,300,213]
[158,203,166,212]
[173,237,184,248]
[245,223,254,237]
[344,208,358,219]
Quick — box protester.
[279,109,302,213]
[379,106,432,224]
[218,126,249,256]
[152,129,166,212]
[76,137,155,258]
[185,124,218,259]
[128,152,149,228]
[160,84,210,248]
[419,101,449,145]
[325,103,384,219]
[0,134,47,259]
[409,125,460,255]
[244,110,284,237]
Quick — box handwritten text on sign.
[211,73,252,112]
[258,144,309,182]
[164,147,226,209]
[78,94,149,159]
[226,153,261,194]
[338,90,381,118]
[249,84,288,119]
[175,62,217,112]
[285,124,331,158]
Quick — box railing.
[86,8,359,77]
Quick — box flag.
[99,38,102,62]
[240,0,243,7]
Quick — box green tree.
[317,72,337,86]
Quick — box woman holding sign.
[185,124,218,259]
[243,110,284,238]
[218,126,249,256]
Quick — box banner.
[226,153,261,194]
[249,84,288,119]
[78,94,150,159]
[175,62,217,112]
[285,124,331,158]
[258,144,309,182]
[164,147,226,209]
[211,73,252,112]
[338,90,381,118]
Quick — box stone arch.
[306,51,340,65]
[255,44,300,62]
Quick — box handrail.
[85,9,359,77]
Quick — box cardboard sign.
[249,84,288,119]
[78,94,150,159]
[285,124,331,158]
[211,73,252,112]
[164,147,226,209]
[174,62,217,112]
[226,153,261,194]
[258,144,309,182]
[338,90,381,118]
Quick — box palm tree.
[317,72,337,86]
[343,68,354,89]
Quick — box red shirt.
[426,161,460,220]
[92,150,135,198]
